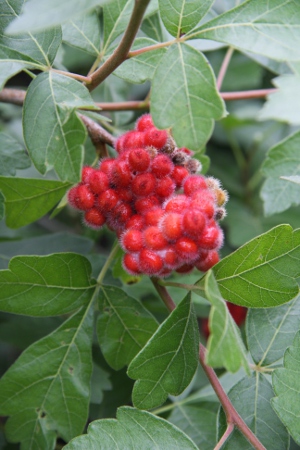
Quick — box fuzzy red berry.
[171,166,189,188]
[132,173,156,197]
[176,263,194,274]
[227,303,248,326]
[135,196,160,214]
[111,160,132,188]
[182,210,206,237]
[164,195,190,213]
[126,214,145,230]
[84,208,106,228]
[97,189,119,212]
[81,166,95,184]
[198,223,223,250]
[123,253,140,275]
[139,248,163,275]
[69,184,94,211]
[183,175,207,196]
[99,158,115,177]
[144,127,168,149]
[156,177,175,198]
[144,226,167,250]
[117,188,133,203]
[190,191,216,219]
[151,154,174,178]
[135,114,154,131]
[128,148,151,172]
[123,131,145,149]
[88,170,109,194]
[144,208,164,226]
[112,203,133,227]
[121,229,143,252]
[161,213,182,241]
[162,246,180,269]
[175,237,198,261]
[195,250,220,272]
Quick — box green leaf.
[0,253,96,316]
[281,175,300,185]
[213,225,300,308]
[261,130,300,215]
[5,0,110,34]
[0,304,94,449]
[188,0,300,61]
[62,11,101,56]
[272,330,300,445]
[0,177,71,228]
[0,61,33,90]
[64,406,198,449]
[114,37,166,84]
[218,374,289,449]
[0,191,4,222]
[168,405,217,450]
[141,13,164,42]
[23,72,98,182]
[159,0,214,37]
[97,285,158,370]
[127,294,199,410]
[204,271,249,373]
[0,232,94,270]
[259,75,300,124]
[0,132,30,175]
[151,43,226,151]
[247,294,300,367]
[103,0,134,53]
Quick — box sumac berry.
[135,196,160,214]
[164,195,190,213]
[70,184,94,211]
[144,226,167,250]
[111,160,132,188]
[123,253,140,275]
[151,154,174,178]
[172,166,189,188]
[182,210,206,237]
[198,223,223,250]
[135,114,154,131]
[175,237,198,261]
[139,248,163,275]
[84,208,106,228]
[123,131,145,149]
[132,173,156,197]
[183,175,207,196]
[144,127,168,149]
[160,213,182,241]
[126,214,145,230]
[144,208,164,226]
[156,177,175,198]
[128,148,150,172]
[97,189,119,211]
[88,170,109,194]
[81,166,95,184]
[121,229,143,252]
[195,250,220,272]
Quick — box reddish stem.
[217,47,234,90]
[214,423,234,450]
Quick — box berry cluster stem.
[151,279,267,450]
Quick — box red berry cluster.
[68,114,228,277]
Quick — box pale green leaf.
[62,11,101,56]
[168,405,217,449]
[204,271,249,373]
[127,294,199,410]
[259,75,300,124]
[158,0,214,37]
[272,330,300,445]
[188,0,300,61]
[6,0,111,34]
[261,130,300,215]
[151,42,226,151]
[23,72,98,182]
[247,294,300,366]
[0,61,34,90]
[0,177,71,228]
[141,12,165,42]
[0,132,30,175]
[114,37,166,84]
[218,374,289,449]
[214,225,300,308]
[0,304,94,449]
[64,406,198,449]
[0,253,96,316]
[97,285,158,370]
[103,0,134,53]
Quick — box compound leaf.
[0,253,96,316]
[64,406,198,449]
[0,177,71,228]
[247,294,300,366]
[189,0,300,61]
[151,42,226,151]
[127,294,199,410]
[0,304,94,450]
[261,130,300,215]
[213,225,300,308]
[218,374,289,449]
[272,330,300,445]
[204,271,249,373]
[23,72,98,182]
[97,285,158,370]
[158,0,214,37]
[0,133,30,176]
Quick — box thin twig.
[221,89,277,100]
[95,100,149,111]
[127,39,176,58]
[78,114,116,148]
[51,69,92,84]
[0,88,25,106]
[88,0,151,91]
[217,47,234,90]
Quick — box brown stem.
[0,88,25,105]
[78,114,116,149]
[221,89,277,100]
[51,69,92,84]
[214,423,234,450]
[151,280,266,450]
[88,0,151,91]
[217,47,234,90]
[127,40,176,58]
[95,100,149,111]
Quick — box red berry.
[121,229,143,252]
[198,223,223,250]
[176,263,194,274]
[99,158,115,177]
[144,226,167,250]
[160,213,182,241]
[190,190,215,219]
[123,253,140,275]
[175,237,198,261]
[132,173,156,197]
[117,188,133,203]
[136,114,154,131]
[122,131,145,149]
[151,154,174,178]
[195,250,220,272]
[112,203,133,227]
[84,208,106,228]
[162,246,181,269]
[88,170,109,194]
[227,303,247,326]
[156,177,175,198]
[111,160,132,188]
[139,249,163,275]
[135,196,160,214]
[164,195,190,213]
[97,189,119,212]
[144,208,164,226]
[128,148,151,172]
[81,166,94,184]
[69,184,94,211]
[144,127,168,149]
[182,210,206,237]
[126,214,145,230]
[183,175,207,196]
[178,147,194,156]
[171,166,189,188]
